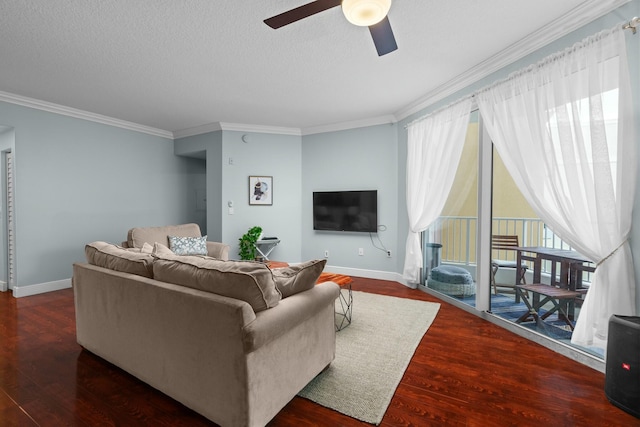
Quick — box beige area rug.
[298,291,440,425]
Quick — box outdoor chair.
[515,262,595,331]
[491,235,528,298]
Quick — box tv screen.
[313,190,378,232]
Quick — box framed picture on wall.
[249,176,273,205]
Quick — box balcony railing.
[423,216,592,282]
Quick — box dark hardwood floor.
[0,277,636,426]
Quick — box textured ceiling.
[0,0,625,135]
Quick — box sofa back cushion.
[153,255,281,312]
[85,241,154,278]
[127,223,202,249]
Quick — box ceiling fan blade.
[369,16,397,56]
[264,0,342,29]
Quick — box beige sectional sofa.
[73,225,339,427]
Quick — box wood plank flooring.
[0,277,637,426]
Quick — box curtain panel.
[403,99,472,285]
[476,25,636,349]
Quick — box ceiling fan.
[264,0,397,56]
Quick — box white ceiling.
[0,0,628,136]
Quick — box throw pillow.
[140,242,154,254]
[152,242,175,257]
[168,235,208,256]
[272,259,326,298]
[85,241,154,278]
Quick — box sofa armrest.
[206,241,230,260]
[242,281,340,353]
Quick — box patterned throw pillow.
[168,235,208,256]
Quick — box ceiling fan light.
[342,0,391,27]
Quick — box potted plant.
[238,226,263,260]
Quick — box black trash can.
[423,243,442,283]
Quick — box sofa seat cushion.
[271,259,326,298]
[153,256,281,312]
[85,241,154,278]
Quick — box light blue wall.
[222,131,302,262]
[174,131,222,240]
[175,130,303,261]
[0,101,205,288]
[301,124,399,271]
[395,1,640,309]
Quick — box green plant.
[238,226,263,260]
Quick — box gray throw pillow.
[85,241,154,278]
[272,259,327,298]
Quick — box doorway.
[0,126,16,292]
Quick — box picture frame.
[249,176,273,205]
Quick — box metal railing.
[423,216,592,282]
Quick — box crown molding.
[0,90,173,139]
[219,122,301,136]
[173,122,301,139]
[302,114,397,136]
[395,0,631,121]
[172,122,223,139]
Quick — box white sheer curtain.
[403,99,472,285]
[476,25,636,349]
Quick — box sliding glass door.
[422,111,479,306]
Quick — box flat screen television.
[313,190,378,232]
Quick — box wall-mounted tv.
[313,190,378,233]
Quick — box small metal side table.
[335,281,353,331]
[317,272,353,331]
[254,239,280,261]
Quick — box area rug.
[298,291,440,425]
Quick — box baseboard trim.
[12,278,72,298]
[324,265,408,286]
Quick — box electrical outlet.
[324,250,329,258]
[358,248,364,256]
[387,250,392,258]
